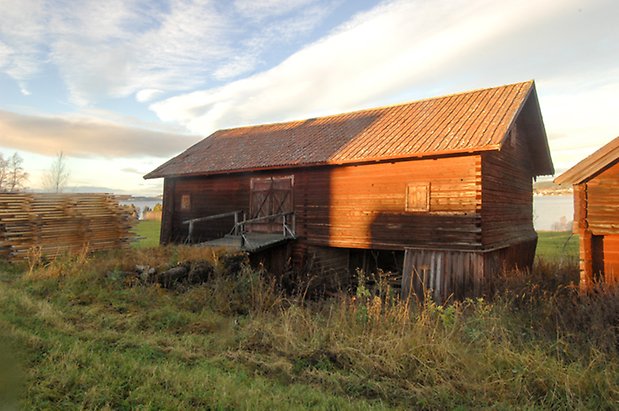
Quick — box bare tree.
[0,152,28,192]
[43,151,71,193]
[7,153,28,192]
[0,153,7,190]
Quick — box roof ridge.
[217,80,534,134]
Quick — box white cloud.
[1,0,617,183]
[0,40,12,66]
[0,0,337,106]
[210,2,336,84]
[136,89,164,103]
[0,0,46,80]
[45,0,232,105]
[540,74,619,172]
[150,0,619,172]
[213,56,260,81]
[18,83,31,96]
[149,0,539,130]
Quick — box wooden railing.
[231,211,296,249]
[182,210,244,243]
[182,210,296,246]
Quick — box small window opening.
[180,194,191,211]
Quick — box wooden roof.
[555,136,619,185]
[145,80,553,179]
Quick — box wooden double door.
[248,176,293,233]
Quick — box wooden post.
[160,178,175,245]
[579,230,593,292]
[187,221,194,244]
[574,183,592,292]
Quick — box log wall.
[305,155,481,250]
[481,119,537,249]
[573,160,619,287]
[585,160,619,235]
[162,154,483,252]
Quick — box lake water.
[533,195,573,231]
[119,199,161,219]
[120,195,574,231]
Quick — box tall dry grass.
[233,261,618,408]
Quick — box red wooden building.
[145,80,554,300]
[555,137,619,289]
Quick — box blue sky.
[0,0,617,195]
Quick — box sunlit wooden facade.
[555,137,619,289]
[147,81,554,299]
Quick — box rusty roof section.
[145,80,552,179]
[555,136,619,185]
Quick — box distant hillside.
[534,181,572,196]
[28,186,162,200]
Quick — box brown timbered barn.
[145,80,554,300]
[555,137,619,289]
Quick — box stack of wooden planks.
[0,193,136,260]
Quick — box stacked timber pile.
[0,193,136,260]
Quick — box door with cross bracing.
[248,176,294,233]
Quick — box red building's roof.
[145,80,553,179]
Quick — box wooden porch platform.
[197,232,293,252]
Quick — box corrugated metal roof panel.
[145,81,540,179]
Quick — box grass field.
[132,220,161,248]
[1,224,613,409]
[536,231,579,261]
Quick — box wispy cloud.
[0,0,337,106]
[0,109,200,158]
[150,0,619,171]
[233,0,320,21]
[0,0,46,80]
[46,0,231,105]
[120,167,147,175]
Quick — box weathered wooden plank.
[0,193,135,260]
